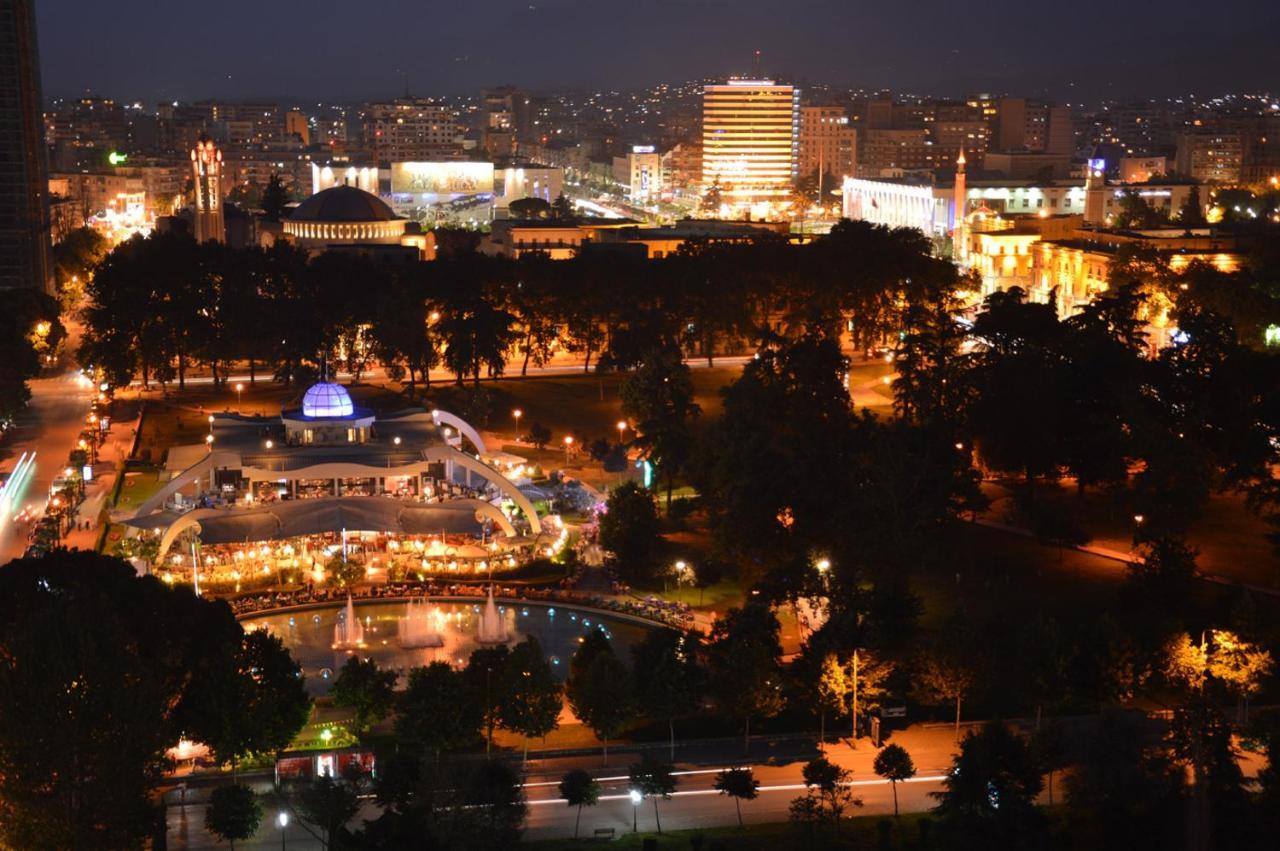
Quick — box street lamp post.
[277,811,289,850]
[235,382,244,409]
[629,789,642,833]
[563,435,574,463]
[616,420,627,444]
[512,408,522,437]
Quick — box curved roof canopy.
[289,185,397,223]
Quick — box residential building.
[362,98,461,164]
[798,105,856,180]
[0,0,52,292]
[1175,132,1243,184]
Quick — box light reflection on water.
[242,600,650,695]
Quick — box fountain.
[397,597,445,648]
[476,585,510,644]
[331,594,366,650]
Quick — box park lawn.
[980,479,1280,590]
[112,470,164,513]
[525,813,932,849]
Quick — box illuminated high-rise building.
[701,79,799,213]
[190,136,225,244]
[0,0,52,292]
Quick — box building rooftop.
[289,185,398,223]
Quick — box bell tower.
[191,136,225,243]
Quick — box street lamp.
[563,435,574,462]
[512,408,523,435]
[207,414,215,436]
[235,382,244,408]
[629,788,642,833]
[205,434,214,453]
[616,420,627,443]
[277,811,289,850]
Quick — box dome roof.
[289,185,396,223]
[301,382,355,418]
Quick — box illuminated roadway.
[0,365,94,562]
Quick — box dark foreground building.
[0,0,52,293]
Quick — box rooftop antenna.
[754,49,762,75]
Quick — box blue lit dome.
[301,382,354,418]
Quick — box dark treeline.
[78,221,957,391]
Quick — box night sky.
[35,0,1280,102]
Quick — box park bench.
[592,826,616,840]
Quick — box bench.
[593,827,616,840]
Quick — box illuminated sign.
[108,151,127,166]
[632,145,656,154]
[390,162,493,196]
[1088,157,1106,175]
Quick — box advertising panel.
[390,162,494,196]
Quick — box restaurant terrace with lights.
[118,380,565,591]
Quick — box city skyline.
[36,0,1280,103]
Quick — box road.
[166,727,962,848]
[0,366,94,562]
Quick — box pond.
[241,598,654,696]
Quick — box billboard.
[390,162,494,196]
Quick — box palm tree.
[713,767,759,827]
[558,769,600,840]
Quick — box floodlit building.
[613,146,664,203]
[362,98,461,163]
[701,79,800,214]
[282,185,431,260]
[120,382,546,564]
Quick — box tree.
[437,276,520,385]
[873,744,917,816]
[0,552,307,850]
[1066,711,1186,851]
[501,636,562,763]
[708,602,785,752]
[509,197,552,219]
[714,766,759,827]
[913,641,978,741]
[466,645,514,755]
[551,193,575,220]
[795,756,862,831]
[528,421,551,449]
[566,644,636,765]
[331,656,397,735]
[1179,185,1207,226]
[598,481,663,583]
[632,627,703,759]
[619,345,701,506]
[558,768,601,840]
[1030,722,1069,806]
[629,758,678,833]
[325,555,364,589]
[205,783,262,851]
[294,773,361,850]
[1206,629,1273,724]
[931,721,1045,850]
[260,173,289,222]
[397,662,483,758]
[814,652,848,750]
[844,649,893,745]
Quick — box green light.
[107,151,127,166]
[1265,325,1280,347]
